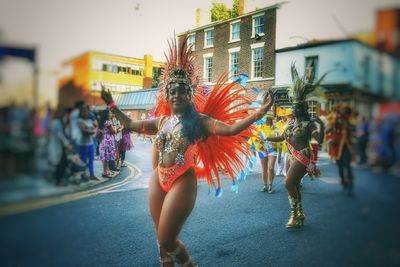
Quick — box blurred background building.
[355,8,400,58]
[274,38,400,119]
[176,2,400,120]
[0,45,38,108]
[58,51,164,108]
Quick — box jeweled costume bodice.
[284,120,312,158]
[154,115,192,167]
[284,121,310,144]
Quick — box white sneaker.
[268,185,273,194]
[261,185,268,192]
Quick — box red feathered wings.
[194,73,254,194]
[155,74,254,194]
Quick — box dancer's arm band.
[109,101,117,112]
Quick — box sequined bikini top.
[154,115,192,166]
[284,121,310,141]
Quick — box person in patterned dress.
[98,108,117,178]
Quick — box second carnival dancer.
[325,104,356,195]
[100,36,274,266]
[266,64,326,228]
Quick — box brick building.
[178,2,280,101]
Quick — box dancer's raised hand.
[258,89,274,115]
[101,84,114,105]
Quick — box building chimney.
[238,0,244,16]
[143,54,153,89]
[196,8,201,27]
[195,8,211,27]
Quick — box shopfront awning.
[113,88,158,110]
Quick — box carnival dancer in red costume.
[101,35,273,266]
[266,64,326,228]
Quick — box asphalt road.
[1,138,400,267]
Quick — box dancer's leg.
[267,155,277,193]
[285,161,306,198]
[148,172,171,266]
[260,155,268,191]
[157,169,197,266]
[336,156,346,189]
[285,160,307,228]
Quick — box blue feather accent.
[216,187,223,198]
[249,160,254,169]
[231,181,239,193]
[235,171,241,181]
[236,170,244,181]
[239,73,249,87]
[259,131,266,141]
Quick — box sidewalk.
[0,159,121,205]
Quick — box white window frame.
[91,81,99,91]
[204,27,214,48]
[231,90,246,112]
[91,59,102,71]
[305,56,319,81]
[252,13,265,38]
[228,47,241,81]
[188,33,196,51]
[229,20,241,43]
[203,52,213,83]
[307,100,318,118]
[250,42,265,79]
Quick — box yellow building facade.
[59,51,164,107]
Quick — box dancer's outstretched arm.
[266,135,285,142]
[312,117,325,145]
[101,85,159,135]
[202,90,274,136]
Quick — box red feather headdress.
[155,35,255,196]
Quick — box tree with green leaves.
[210,1,231,22]
[210,0,240,22]
[231,0,239,17]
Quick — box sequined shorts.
[157,147,195,192]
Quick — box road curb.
[0,161,141,217]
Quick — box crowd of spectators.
[0,101,133,186]
[324,105,400,175]
[1,101,399,188]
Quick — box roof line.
[62,50,165,66]
[276,38,399,59]
[276,39,356,52]
[117,88,159,95]
[177,2,284,36]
